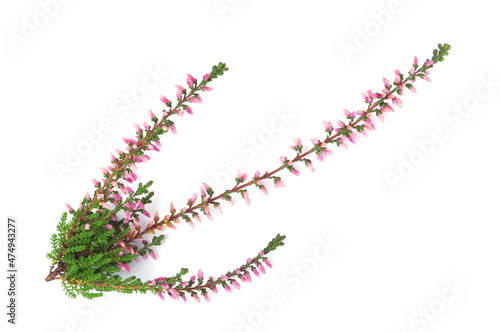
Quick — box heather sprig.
[123,44,451,244]
[46,43,451,301]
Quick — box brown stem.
[124,65,428,245]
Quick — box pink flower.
[424,76,431,82]
[410,86,417,93]
[102,202,111,210]
[92,179,99,186]
[242,191,250,205]
[258,264,266,274]
[170,125,177,134]
[211,285,218,294]
[157,292,165,301]
[264,259,272,268]
[186,106,193,115]
[231,280,241,290]
[291,168,300,176]
[204,293,210,302]
[85,223,90,230]
[159,95,169,104]
[203,73,210,80]
[169,288,179,298]
[175,84,185,92]
[224,284,232,293]
[274,178,284,188]
[306,160,315,172]
[425,60,433,67]
[323,121,333,132]
[64,203,73,211]
[202,182,210,190]
[198,269,204,280]
[260,186,269,195]
[147,109,155,119]
[414,56,418,66]
[203,86,213,91]
[383,77,391,88]
[193,293,201,303]
[236,170,248,182]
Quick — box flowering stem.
[124,44,450,246]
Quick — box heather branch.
[64,234,285,301]
[125,44,451,245]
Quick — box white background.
[1,0,499,331]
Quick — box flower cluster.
[46,43,450,301]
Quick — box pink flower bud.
[204,293,210,302]
[159,95,169,104]
[198,269,203,280]
[203,86,213,91]
[383,77,391,88]
[203,73,210,80]
[231,280,241,290]
[64,203,73,211]
[102,202,111,210]
[224,284,232,293]
[193,293,201,303]
[92,179,99,186]
[147,109,155,119]
[85,223,90,230]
